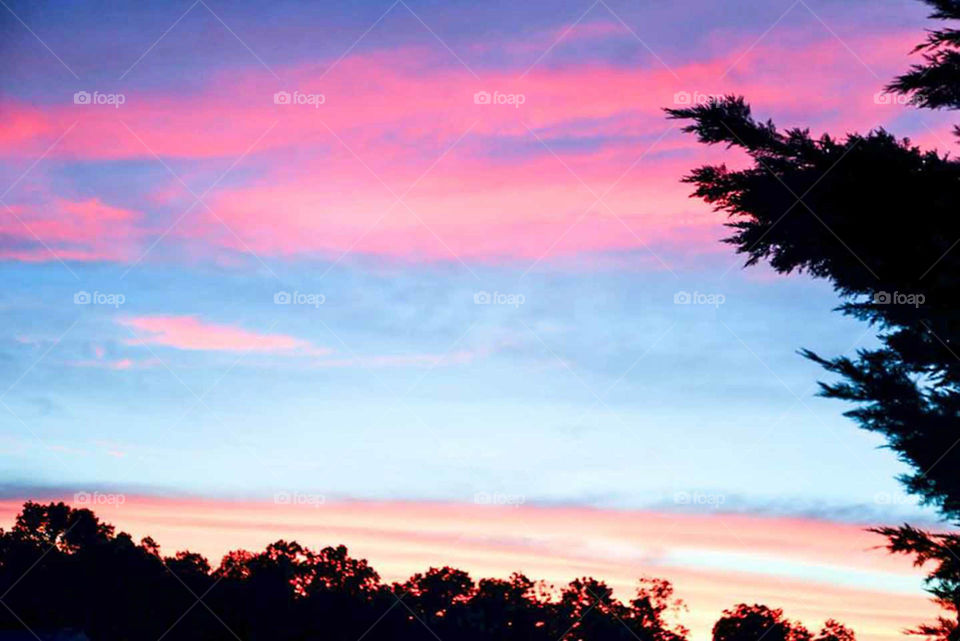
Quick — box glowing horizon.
[0,495,936,641]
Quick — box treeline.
[0,502,853,641]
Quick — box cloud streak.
[120,315,325,354]
[0,496,935,641]
[0,28,942,265]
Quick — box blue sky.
[0,0,951,526]
[0,256,933,523]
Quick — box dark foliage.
[665,94,960,517]
[712,605,855,641]
[873,525,960,640]
[0,502,850,641]
[664,0,960,637]
[887,1,960,119]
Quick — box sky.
[1,0,957,637]
[0,496,938,641]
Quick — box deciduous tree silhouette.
[666,0,960,636]
[712,605,856,641]
[0,502,849,641]
[713,605,810,641]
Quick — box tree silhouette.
[816,620,857,641]
[887,0,960,114]
[0,501,850,641]
[713,605,810,641]
[712,606,855,641]
[665,0,960,635]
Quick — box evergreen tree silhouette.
[666,0,960,636]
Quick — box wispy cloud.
[0,495,935,640]
[0,28,942,264]
[116,316,484,367]
[120,315,329,354]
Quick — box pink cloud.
[0,31,921,160]
[0,28,936,264]
[67,343,161,370]
[179,148,718,261]
[119,315,329,354]
[0,197,144,262]
[103,317,486,367]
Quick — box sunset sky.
[0,496,940,640]
[1,0,956,637]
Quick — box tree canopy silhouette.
[712,604,854,641]
[887,0,960,116]
[0,501,849,641]
[666,0,960,636]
